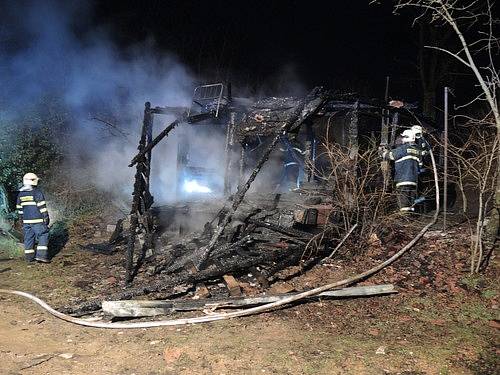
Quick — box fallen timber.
[65,88,400,321]
[61,238,305,315]
[247,218,312,240]
[102,284,397,317]
[195,87,330,269]
[71,191,328,317]
[1,191,437,329]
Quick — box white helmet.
[23,172,39,186]
[401,130,415,143]
[411,125,423,138]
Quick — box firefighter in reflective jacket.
[16,173,50,262]
[411,125,429,167]
[381,129,421,213]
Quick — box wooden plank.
[195,284,211,298]
[223,274,242,297]
[102,284,397,317]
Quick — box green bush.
[0,100,67,194]
[0,236,23,259]
[1,98,122,227]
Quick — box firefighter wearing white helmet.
[23,172,39,186]
[411,125,422,137]
[381,129,422,213]
[401,129,416,143]
[16,173,50,263]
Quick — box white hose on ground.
[0,147,440,329]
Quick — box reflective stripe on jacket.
[16,188,49,224]
[387,143,421,185]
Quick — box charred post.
[126,102,154,283]
[238,143,247,185]
[129,117,182,167]
[223,112,236,195]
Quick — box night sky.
[2,0,477,107]
[92,0,418,99]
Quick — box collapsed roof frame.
[124,85,434,283]
[125,87,330,282]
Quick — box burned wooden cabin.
[121,83,436,289]
[65,83,442,314]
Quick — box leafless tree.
[393,0,499,271]
[394,0,498,125]
[444,124,499,272]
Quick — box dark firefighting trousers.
[396,186,417,213]
[23,223,49,262]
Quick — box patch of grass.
[457,302,496,322]
[481,289,497,299]
[460,274,485,291]
[406,296,451,321]
[0,236,23,259]
[465,348,500,375]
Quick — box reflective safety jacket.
[383,143,421,187]
[414,136,429,167]
[16,187,49,224]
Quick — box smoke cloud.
[0,0,200,205]
[0,1,308,212]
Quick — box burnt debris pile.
[64,84,436,315]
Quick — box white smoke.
[0,1,309,212]
[0,1,202,206]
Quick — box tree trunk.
[491,128,500,258]
[422,90,436,119]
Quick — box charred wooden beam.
[246,218,312,240]
[150,106,188,116]
[389,111,400,147]
[126,102,155,283]
[62,243,293,315]
[129,117,183,167]
[304,121,314,182]
[223,112,236,195]
[238,143,246,185]
[102,285,397,317]
[196,87,330,269]
[130,211,156,281]
[153,235,253,276]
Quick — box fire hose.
[0,146,440,329]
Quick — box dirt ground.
[1,217,499,375]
